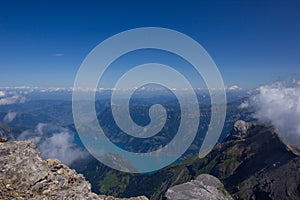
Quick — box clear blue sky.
[0,0,299,88]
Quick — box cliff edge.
[0,140,148,200]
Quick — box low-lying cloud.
[3,111,17,123]
[17,123,88,165]
[0,91,26,105]
[241,81,300,147]
[0,91,5,97]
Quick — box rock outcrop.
[225,120,253,141]
[0,140,148,200]
[198,120,300,200]
[165,174,233,200]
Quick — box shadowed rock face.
[197,120,300,200]
[165,174,233,200]
[0,140,148,200]
[162,120,300,200]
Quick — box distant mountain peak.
[227,85,242,91]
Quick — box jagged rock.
[232,120,254,138]
[0,141,99,199]
[225,120,253,141]
[233,120,251,135]
[165,174,233,200]
[0,141,148,200]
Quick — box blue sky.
[0,0,299,88]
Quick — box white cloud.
[17,123,88,165]
[244,81,300,147]
[238,101,249,109]
[0,91,5,97]
[3,111,17,123]
[39,132,87,165]
[0,94,26,105]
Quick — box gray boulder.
[165,174,233,200]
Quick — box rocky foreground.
[0,140,148,200]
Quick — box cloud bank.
[241,81,300,147]
[17,123,88,165]
[0,91,26,105]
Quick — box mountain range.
[73,120,300,200]
[0,88,299,200]
[1,118,299,199]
